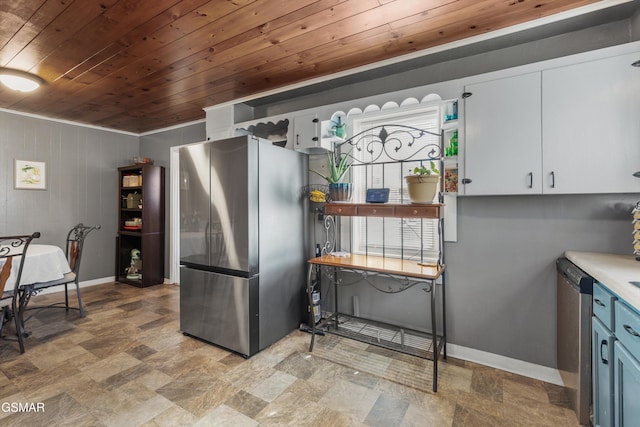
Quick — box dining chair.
[0,232,40,353]
[22,223,100,319]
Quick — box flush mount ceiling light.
[0,68,44,92]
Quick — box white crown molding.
[139,118,206,136]
[0,107,139,136]
[1,106,206,137]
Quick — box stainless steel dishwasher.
[556,257,594,426]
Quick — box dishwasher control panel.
[557,258,593,294]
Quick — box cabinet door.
[542,52,640,194]
[593,317,615,427]
[293,112,320,153]
[463,72,542,195]
[613,341,640,427]
[205,105,233,141]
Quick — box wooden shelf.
[324,202,443,218]
[308,254,444,280]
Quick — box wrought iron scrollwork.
[320,266,433,294]
[69,223,101,243]
[0,233,40,256]
[335,124,442,165]
[322,215,335,255]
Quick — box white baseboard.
[34,276,180,295]
[32,276,115,296]
[447,343,563,386]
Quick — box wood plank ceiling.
[0,0,601,133]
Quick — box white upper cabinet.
[462,47,640,196]
[293,112,334,154]
[463,72,542,195]
[542,51,640,194]
[205,105,234,141]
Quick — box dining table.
[2,244,71,337]
[4,244,71,291]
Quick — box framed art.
[14,160,46,190]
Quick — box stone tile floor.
[0,282,581,426]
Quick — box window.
[347,104,441,263]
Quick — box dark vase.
[329,182,352,201]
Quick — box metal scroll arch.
[333,124,443,166]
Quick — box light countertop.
[565,251,640,312]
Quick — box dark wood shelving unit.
[117,164,165,287]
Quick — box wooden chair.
[22,224,100,319]
[0,232,40,353]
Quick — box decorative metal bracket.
[322,215,336,255]
[319,266,434,294]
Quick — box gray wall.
[248,16,640,367]
[446,195,637,366]
[140,121,206,277]
[0,110,138,281]
[0,111,205,283]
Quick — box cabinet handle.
[412,209,418,215]
[462,92,472,98]
[462,178,472,184]
[633,171,640,178]
[312,137,318,142]
[337,208,343,213]
[527,172,533,189]
[623,324,640,337]
[550,171,555,188]
[600,339,609,365]
[372,209,377,214]
[296,134,300,145]
[594,298,606,307]
[312,118,319,123]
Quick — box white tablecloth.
[3,244,71,290]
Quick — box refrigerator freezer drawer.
[180,266,258,356]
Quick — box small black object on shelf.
[366,188,390,203]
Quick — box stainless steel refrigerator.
[179,135,307,357]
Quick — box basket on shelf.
[304,184,330,203]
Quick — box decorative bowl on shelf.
[304,184,329,203]
[133,156,154,165]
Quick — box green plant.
[409,161,440,176]
[311,149,352,184]
[331,117,346,138]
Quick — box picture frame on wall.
[14,160,46,190]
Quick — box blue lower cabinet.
[614,341,640,427]
[593,317,615,427]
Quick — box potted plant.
[311,149,353,201]
[331,116,346,139]
[405,162,440,203]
